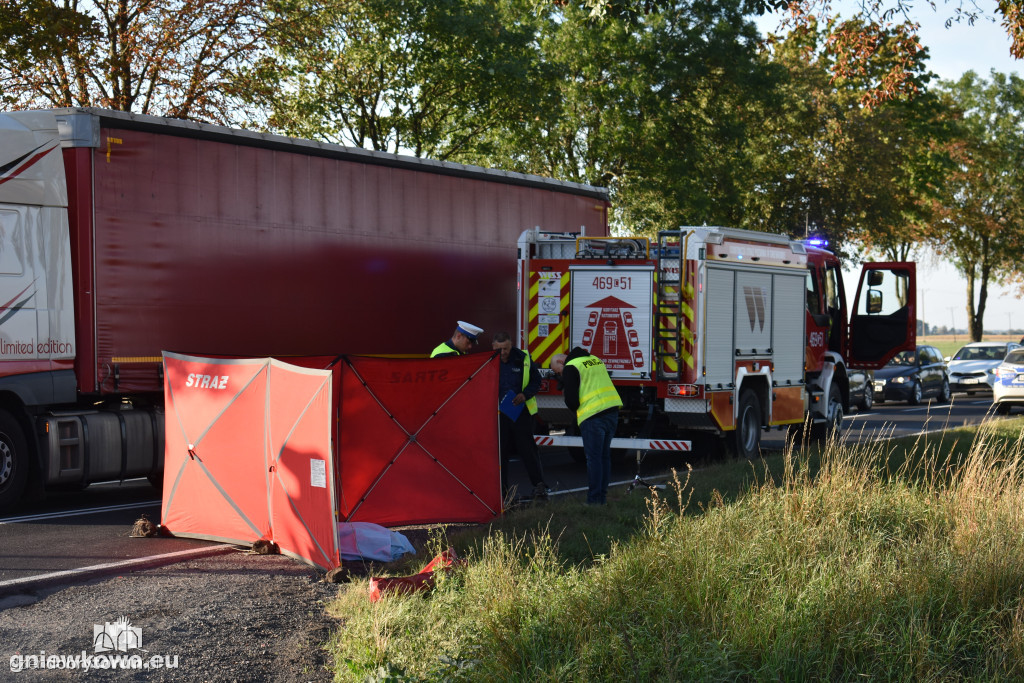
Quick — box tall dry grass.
[328,419,1024,681]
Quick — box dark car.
[849,369,874,412]
[872,345,951,405]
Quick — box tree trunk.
[965,273,979,342]
[965,269,990,342]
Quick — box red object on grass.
[368,548,467,602]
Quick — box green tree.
[247,0,544,159]
[0,0,267,121]
[455,0,776,234]
[743,17,946,260]
[570,0,1022,103]
[930,72,1024,341]
[0,0,97,69]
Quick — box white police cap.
[457,321,484,342]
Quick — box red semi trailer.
[0,108,609,510]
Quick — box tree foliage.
[0,0,267,121]
[455,0,776,233]
[569,0,1023,104]
[246,0,544,159]
[929,72,1024,340]
[744,17,949,260]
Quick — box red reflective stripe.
[649,441,691,451]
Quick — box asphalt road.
[0,481,228,597]
[0,395,1011,598]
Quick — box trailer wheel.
[0,409,29,512]
[727,389,761,460]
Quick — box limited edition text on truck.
[518,227,915,458]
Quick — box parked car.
[993,348,1024,415]
[849,369,874,412]
[946,341,1022,394]
[873,345,950,405]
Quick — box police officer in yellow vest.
[431,321,483,357]
[550,347,622,505]
[492,332,548,502]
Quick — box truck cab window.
[856,269,911,317]
[806,269,822,314]
[824,265,843,352]
[824,265,841,312]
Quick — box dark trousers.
[580,408,618,504]
[499,410,545,495]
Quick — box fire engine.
[518,227,916,459]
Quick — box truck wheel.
[908,382,923,405]
[0,410,29,512]
[726,390,761,460]
[811,383,844,441]
[937,379,951,404]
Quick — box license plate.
[873,381,884,391]
[962,378,981,385]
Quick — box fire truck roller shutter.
[771,272,807,385]
[704,266,735,386]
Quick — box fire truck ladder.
[655,230,685,381]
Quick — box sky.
[761,3,1022,334]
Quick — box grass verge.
[327,417,1024,681]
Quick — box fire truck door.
[847,262,916,369]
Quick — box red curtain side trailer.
[0,107,609,509]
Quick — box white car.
[946,342,1021,394]
[993,348,1024,414]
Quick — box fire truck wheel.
[0,409,30,513]
[727,389,761,460]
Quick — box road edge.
[0,543,237,598]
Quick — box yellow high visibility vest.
[431,341,461,358]
[565,355,622,423]
[521,351,538,416]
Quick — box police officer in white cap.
[431,321,484,357]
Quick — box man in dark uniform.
[492,332,548,501]
[431,321,483,357]
[550,348,622,505]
